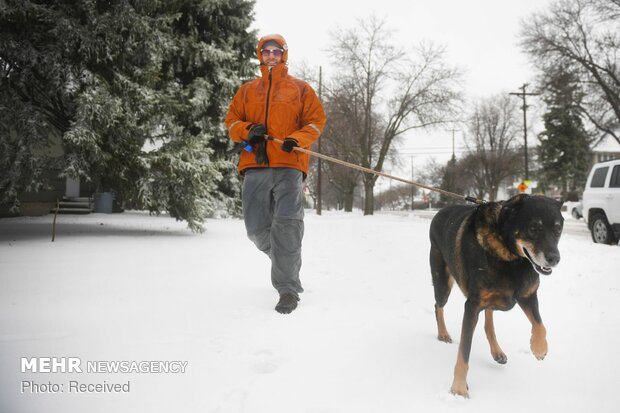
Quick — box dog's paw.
[438,334,453,343]
[530,336,548,360]
[450,381,469,399]
[492,351,508,364]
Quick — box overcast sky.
[252,0,556,175]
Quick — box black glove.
[281,138,298,153]
[247,124,266,145]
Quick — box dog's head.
[498,194,564,275]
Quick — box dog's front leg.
[451,299,481,398]
[518,293,547,360]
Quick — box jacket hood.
[257,34,288,64]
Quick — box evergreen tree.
[0,0,256,231]
[538,67,592,193]
[440,154,476,205]
[440,156,458,205]
[155,0,257,220]
[521,0,620,146]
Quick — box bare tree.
[375,183,420,210]
[463,95,523,201]
[317,78,365,211]
[520,0,620,145]
[459,154,489,201]
[327,16,461,215]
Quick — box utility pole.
[410,155,414,211]
[509,83,539,181]
[316,66,323,215]
[446,128,459,162]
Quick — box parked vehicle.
[582,159,620,244]
[571,201,583,219]
[563,200,583,219]
[564,201,583,219]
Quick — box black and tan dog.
[429,194,563,398]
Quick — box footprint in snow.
[251,349,280,375]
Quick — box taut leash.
[266,136,484,205]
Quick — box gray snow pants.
[242,168,305,296]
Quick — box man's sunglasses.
[261,48,284,57]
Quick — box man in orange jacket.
[225,34,326,314]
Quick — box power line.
[394,146,524,157]
[401,145,467,149]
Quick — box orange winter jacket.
[224,34,326,176]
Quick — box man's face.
[261,45,283,67]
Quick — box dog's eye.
[553,223,563,235]
[528,223,541,238]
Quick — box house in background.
[1,134,105,217]
[592,136,620,164]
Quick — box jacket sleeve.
[224,85,254,143]
[288,83,326,148]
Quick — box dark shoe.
[275,293,299,314]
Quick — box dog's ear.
[556,199,563,210]
[498,194,526,227]
[475,201,503,230]
[507,193,528,205]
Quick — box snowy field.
[0,209,619,413]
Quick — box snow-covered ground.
[0,209,618,413]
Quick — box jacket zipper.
[264,67,273,129]
[255,67,273,166]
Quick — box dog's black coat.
[429,194,563,398]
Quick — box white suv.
[583,159,620,244]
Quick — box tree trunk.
[344,188,354,212]
[363,179,374,215]
[489,184,499,202]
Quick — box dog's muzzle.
[522,247,558,275]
